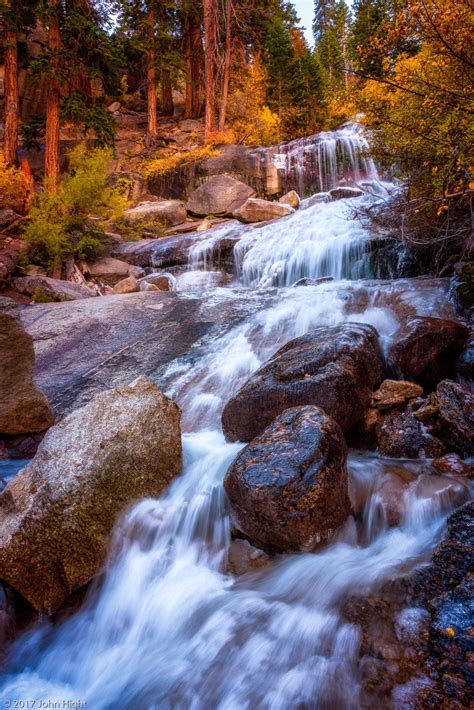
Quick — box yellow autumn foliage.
[227,60,281,146]
[141,146,219,180]
[0,153,30,213]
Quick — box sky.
[293,0,314,47]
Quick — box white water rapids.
[1,126,471,709]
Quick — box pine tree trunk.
[45,0,61,190]
[203,0,217,141]
[218,0,232,132]
[3,2,19,167]
[184,15,201,119]
[146,8,157,138]
[161,69,173,115]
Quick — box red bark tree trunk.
[146,7,157,139]
[203,0,217,141]
[45,0,61,190]
[218,0,232,132]
[3,4,19,167]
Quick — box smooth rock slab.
[222,322,385,442]
[224,406,350,552]
[0,298,54,435]
[124,200,187,227]
[12,276,96,301]
[0,376,182,613]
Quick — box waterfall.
[249,121,379,197]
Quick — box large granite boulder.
[435,379,473,457]
[279,190,300,209]
[0,376,182,613]
[187,175,255,217]
[12,275,96,301]
[222,323,385,442]
[388,317,469,389]
[87,256,133,284]
[124,200,187,227]
[233,197,293,223]
[224,406,350,552]
[0,297,54,435]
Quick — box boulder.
[87,257,132,284]
[434,379,473,457]
[187,175,255,217]
[124,200,187,227]
[329,186,364,200]
[224,406,349,552]
[376,409,445,459]
[138,272,176,292]
[112,275,140,294]
[0,298,54,436]
[222,323,385,442]
[279,190,300,209]
[388,317,469,389]
[370,379,424,412]
[0,376,182,613]
[233,197,293,223]
[12,275,96,302]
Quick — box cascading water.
[1,124,470,709]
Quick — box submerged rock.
[388,317,469,389]
[233,197,293,223]
[187,175,255,217]
[224,406,349,552]
[222,323,385,442]
[0,298,54,436]
[434,379,473,457]
[432,453,472,478]
[0,376,182,613]
[329,186,364,200]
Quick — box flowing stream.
[1,125,471,709]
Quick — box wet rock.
[448,261,473,319]
[112,275,140,294]
[376,409,445,459]
[0,376,182,613]
[111,234,196,268]
[226,539,269,576]
[432,453,473,478]
[371,379,424,412]
[455,335,473,391]
[124,200,187,227]
[388,317,469,389]
[329,186,364,200]
[291,276,334,287]
[233,197,293,223]
[0,582,17,663]
[0,298,54,436]
[12,275,96,302]
[434,379,473,457]
[224,406,350,553]
[222,322,385,442]
[187,175,255,217]
[279,190,300,209]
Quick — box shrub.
[23,145,129,267]
[0,153,31,213]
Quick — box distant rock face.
[224,406,349,552]
[0,376,182,613]
[278,190,301,209]
[124,200,187,227]
[222,323,385,442]
[233,197,293,223]
[187,175,255,217]
[0,297,54,435]
[12,275,96,301]
[435,379,473,457]
[388,317,469,389]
